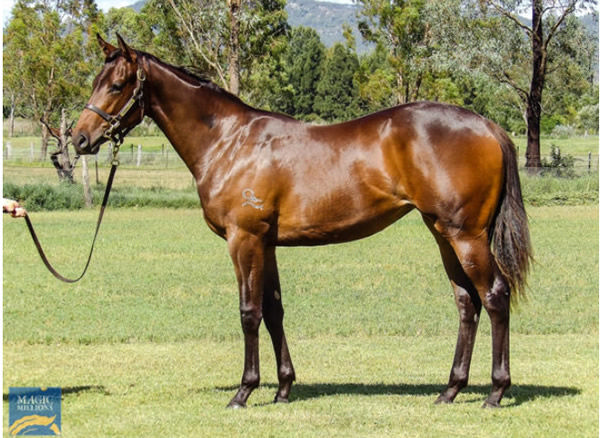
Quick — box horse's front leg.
[227,229,265,408]
[263,247,296,403]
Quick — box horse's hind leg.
[424,218,482,404]
[262,247,296,403]
[445,231,511,408]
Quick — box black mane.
[134,50,246,105]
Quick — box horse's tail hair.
[490,124,533,304]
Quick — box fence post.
[589,151,592,172]
[5,141,11,160]
[81,156,93,208]
[135,144,142,167]
[95,154,99,185]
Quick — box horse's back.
[274,102,506,245]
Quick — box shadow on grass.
[216,382,580,407]
[3,385,109,402]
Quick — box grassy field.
[3,205,598,436]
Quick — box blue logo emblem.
[8,387,61,435]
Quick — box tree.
[357,0,436,104]
[314,43,360,121]
[40,109,75,183]
[355,45,396,114]
[280,26,325,117]
[166,0,288,96]
[477,0,597,168]
[137,0,189,64]
[3,0,102,158]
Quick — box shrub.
[550,124,576,139]
[3,182,200,211]
[541,145,576,178]
[3,182,85,211]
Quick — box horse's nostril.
[76,133,89,151]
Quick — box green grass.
[3,135,170,152]
[521,172,598,206]
[4,335,597,437]
[512,135,599,157]
[4,164,598,211]
[3,206,598,436]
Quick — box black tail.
[490,125,533,303]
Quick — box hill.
[286,0,370,51]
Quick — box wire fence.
[3,140,599,176]
[3,142,189,169]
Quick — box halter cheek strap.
[84,67,146,145]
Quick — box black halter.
[84,66,146,146]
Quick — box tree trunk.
[9,94,15,137]
[395,71,404,104]
[525,0,545,169]
[42,109,75,182]
[228,0,241,96]
[59,108,71,167]
[40,122,49,161]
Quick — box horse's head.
[73,34,146,155]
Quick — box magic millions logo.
[8,387,61,436]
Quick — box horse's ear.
[116,33,137,62]
[96,33,116,58]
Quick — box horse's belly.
[276,201,414,246]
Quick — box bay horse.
[73,35,532,408]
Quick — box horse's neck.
[145,58,248,180]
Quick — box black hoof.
[482,400,501,408]
[434,395,453,405]
[273,395,289,404]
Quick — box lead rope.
[21,146,120,283]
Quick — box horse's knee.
[240,307,262,333]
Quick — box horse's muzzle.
[73,131,102,155]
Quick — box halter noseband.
[84,66,146,146]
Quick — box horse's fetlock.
[449,370,469,389]
[242,373,260,389]
[492,370,511,390]
[279,365,296,383]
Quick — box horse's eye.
[110,83,124,93]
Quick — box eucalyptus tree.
[433,0,598,167]
[483,0,597,167]
[3,0,103,158]
[165,0,288,96]
[356,0,439,104]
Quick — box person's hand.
[3,198,27,218]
